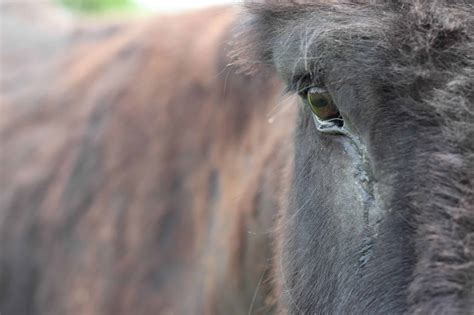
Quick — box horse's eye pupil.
[309,94,328,108]
[306,88,340,121]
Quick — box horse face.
[237,2,473,313]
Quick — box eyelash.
[286,75,321,95]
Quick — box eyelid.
[306,86,328,95]
[286,74,324,95]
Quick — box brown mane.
[1,7,292,314]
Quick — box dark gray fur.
[235,1,473,314]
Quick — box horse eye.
[306,87,340,121]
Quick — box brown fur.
[1,7,295,314]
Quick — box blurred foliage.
[55,0,137,14]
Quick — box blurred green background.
[55,0,138,14]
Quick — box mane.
[1,6,291,314]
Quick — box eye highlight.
[306,87,340,121]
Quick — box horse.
[1,1,472,314]
[235,1,473,313]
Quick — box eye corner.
[312,116,348,136]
